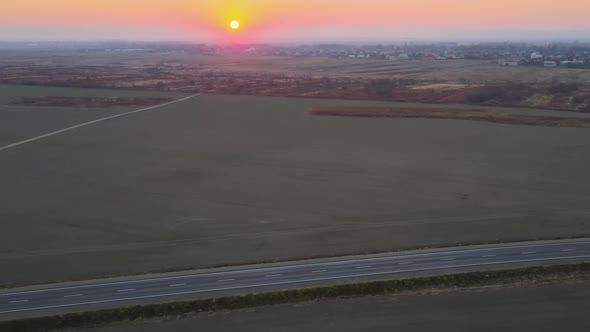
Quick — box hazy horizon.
[2,0,589,43]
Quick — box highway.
[1,239,589,316]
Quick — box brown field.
[309,106,590,128]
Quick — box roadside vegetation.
[2,263,589,332]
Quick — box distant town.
[3,40,588,69]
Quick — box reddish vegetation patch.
[309,106,590,128]
[14,96,174,108]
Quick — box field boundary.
[308,106,590,128]
[2,263,589,332]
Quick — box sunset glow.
[230,20,240,30]
[1,0,589,41]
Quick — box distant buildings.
[498,60,520,67]
[219,42,590,69]
[544,61,558,67]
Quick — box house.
[560,60,584,67]
[544,61,557,67]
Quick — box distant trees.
[547,79,580,94]
[464,83,530,104]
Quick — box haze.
[1,0,589,42]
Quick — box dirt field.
[0,85,187,105]
[1,86,590,286]
[75,279,590,332]
[309,106,590,128]
[14,96,174,108]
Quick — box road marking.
[217,279,235,282]
[3,253,590,315]
[521,251,537,255]
[8,299,28,304]
[312,270,327,273]
[0,94,200,152]
[561,249,576,252]
[2,240,588,298]
[168,283,186,287]
[398,262,414,265]
[116,289,136,293]
[482,254,497,258]
[355,265,372,269]
[64,294,83,298]
[265,274,282,278]
[440,258,456,261]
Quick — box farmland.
[1,48,590,111]
[0,85,187,146]
[1,84,590,286]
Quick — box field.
[0,85,187,146]
[1,49,590,111]
[1,84,590,286]
[74,279,590,332]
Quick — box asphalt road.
[1,239,589,316]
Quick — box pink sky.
[1,0,589,42]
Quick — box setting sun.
[230,20,240,30]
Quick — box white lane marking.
[2,240,589,298]
[312,270,327,273]
[355,265,372,269]
[116,289,136,293]
[0,94,200,152]
[217,279,235,282]
[561,249,576,252]
[8,299,29,304]
[482,254,497,258]
[521,251,537,255]
[265,274,282,278]
[168,283,186,287]
[5,254,590,315]
[398,262,414,265]
[440,257,456,261]
[63,294,83,298]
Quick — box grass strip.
[2,263,589,332]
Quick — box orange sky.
[1,0,589,41]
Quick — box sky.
[1,0,589,43]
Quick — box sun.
[230,20,240,30]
